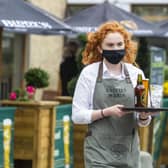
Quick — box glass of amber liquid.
[142,79,149,107]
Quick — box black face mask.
[102,49,125,64]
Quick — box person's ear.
[97,46,102,54]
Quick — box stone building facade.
[27,0,67,99]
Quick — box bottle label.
[135,89,146,107]
[140,90,146,107]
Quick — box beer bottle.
[135,74,146,107]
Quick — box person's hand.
[103,104,126,117]
[138,112,151,120]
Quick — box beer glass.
[142,79,149,107]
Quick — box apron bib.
[84,62,140,168]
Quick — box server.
[72,21,152,168]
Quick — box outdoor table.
[54,96,72,104]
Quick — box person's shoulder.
[124,63,143,74]
[82,62,100,73]
[80,62,100,78]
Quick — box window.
[0,32,24,99]
[132,5,168,22]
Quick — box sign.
[54,104,73,168]
[150,46,166,85]
[0,107,15,168]
[1,20,52,29]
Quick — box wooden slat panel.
[74,125,87,168]
[1,101,58,168]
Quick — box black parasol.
[65,1,155,36]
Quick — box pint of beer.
[142,79,149,107]
[3,119,12,168]
[63,115,70,168]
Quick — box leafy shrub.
[24,68,49,89]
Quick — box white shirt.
[72,61,151,125]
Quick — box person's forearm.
[91,109,104,121]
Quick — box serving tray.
[122,107,168,112]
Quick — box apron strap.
[123,64,132,84]
[96,62,103,82]
[96,62,133,85]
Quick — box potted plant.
[24,67,50,100]
[24,67,49,88]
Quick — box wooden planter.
[73,124,87,168]
[1,100,59,168]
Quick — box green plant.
[9,86,36,101]
[9,88,28,101]
[67,76,79,96]
[24,67,49,89]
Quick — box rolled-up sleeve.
[137,113,152,127]
[72,70,93,124]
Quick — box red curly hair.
[82,21,137,65]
